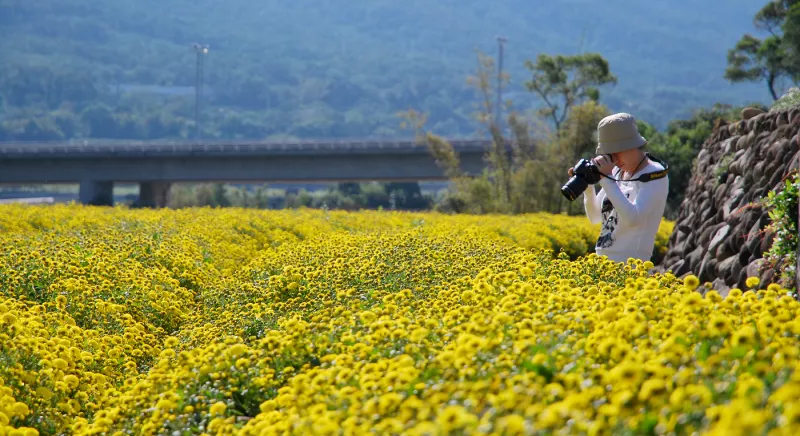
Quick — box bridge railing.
[0,138,495,158]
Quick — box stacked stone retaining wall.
[660,106,800,293]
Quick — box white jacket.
[583,159,669,263]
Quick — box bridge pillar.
[137,182,171,208]
[79,181,114,206]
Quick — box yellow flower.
[745,276,760,289]
[209,401,227,416]
[683,275,700,290]
[607,361,642,387]
[35,387,53,401]
[1,312,17,324]
[436,405,476,433]
[407,421,439,436]
[727,288,743,299]
[498,414,527,434]
[359,311,377,324]
[12,402,30,418]
[707,315,732,336]
[64,374,80,390]
[781,403,800,427]
[638,378,669,402]
[731,326,757,348]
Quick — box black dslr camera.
[561,158,604,201]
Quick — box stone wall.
[659,106,800,293]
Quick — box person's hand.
[592,155,614,176]
[568,167,574,177]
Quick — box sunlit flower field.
[1,204,797,436]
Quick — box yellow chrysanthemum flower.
[745,276,760,289]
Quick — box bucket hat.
[595,113,647,155]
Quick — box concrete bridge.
[0,138,495,207]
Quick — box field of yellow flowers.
[0,204,797,436]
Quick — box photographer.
[565,113,669,264]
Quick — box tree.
[724,0,800,100]
[725,35,791,100]
[384,182,431,210]
[402,50,610,216]
[551,100,611,215]
[469,52,513,208]
[785,2,800,73]
[557,100,611,164]
[337,182,361,196]
[400,109,463,180]
[524,53,617,134]
[211,184,230,207]
[81,104,117,138]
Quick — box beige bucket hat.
[595,113,647,155]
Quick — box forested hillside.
[0,0,778,141]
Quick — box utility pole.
[193,43,209,141]
[495,36,507,128]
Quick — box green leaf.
[638,413,660,435]
[697,340,713,361]
[521,361,555,383]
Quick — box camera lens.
[561,175,588,201]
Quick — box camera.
[561,158,603,201]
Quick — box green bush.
[763,170,799,293]
[771,87,800,111]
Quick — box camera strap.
[603,153,669,183]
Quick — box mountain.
[0,0,780,140]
